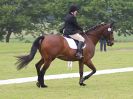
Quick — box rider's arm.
[71,16,83,31]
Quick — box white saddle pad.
[64,37,86,49]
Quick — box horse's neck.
[86,29,105,46]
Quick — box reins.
[82,32,90,41]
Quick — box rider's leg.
[76,41,84,58]
[69,33,85,59]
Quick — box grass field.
[0,42,133,99]
[0,72,133,99]
[0,42,133,79]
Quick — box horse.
[16,22,114,88]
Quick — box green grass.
[114,33,133,42]
[0,42,133,99]
[0,72,133,99]
[0,42,133,80]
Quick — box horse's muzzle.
[107,42,114,46]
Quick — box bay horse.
[16,23,114,88]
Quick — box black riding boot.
[76,41,84,59]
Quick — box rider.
[60,4,85,59]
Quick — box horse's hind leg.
[39,59,53,88]
[35,58,44,87]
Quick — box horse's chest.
[84,46,95,58]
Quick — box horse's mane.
[85,23,106,33]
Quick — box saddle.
[63,35,86,49]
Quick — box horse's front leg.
[79,61,86,86]
[83,61,96,82]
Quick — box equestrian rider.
[60,4,85,59]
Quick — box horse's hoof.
[79,83,86,86]
[41,84,48,88]
[36,82,48,88]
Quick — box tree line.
[0,0,133,42]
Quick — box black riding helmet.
[69,4,79,13]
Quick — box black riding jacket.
[63,13,83,35]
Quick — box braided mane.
[85,23,106,33]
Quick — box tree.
[110,0,133,35]
[0,0,132,42]
[77,0,133,35]
[0,0,32,42]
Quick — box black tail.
[16,36,44,70]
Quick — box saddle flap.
[64,37,86,49]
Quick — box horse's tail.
[16,36,44,70]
